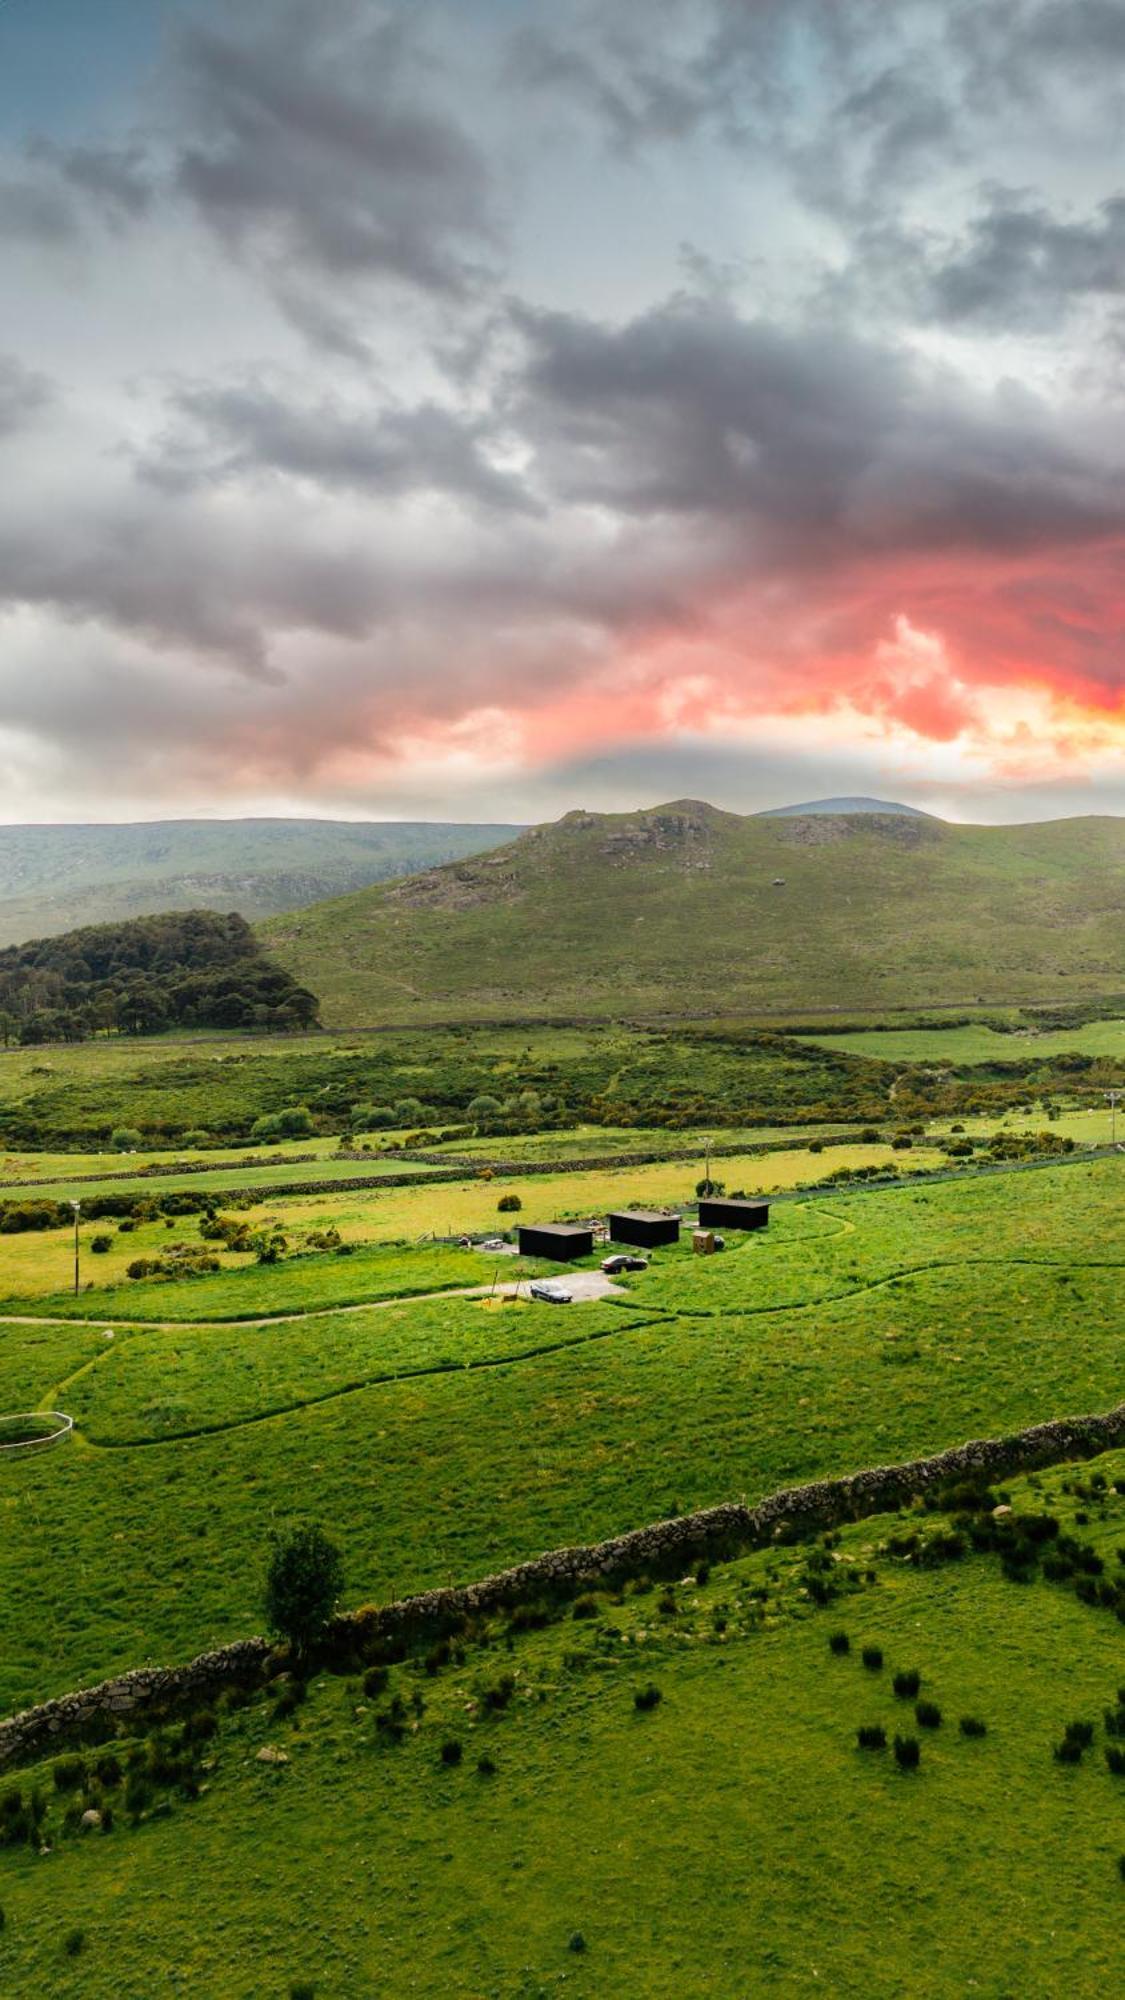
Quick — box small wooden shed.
[517,1223,594,1262]
[697,1198,770,1232]
[607,1209,681,1249]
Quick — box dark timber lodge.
[517,1222,595,1261]
[607,1209,681,1249]
[697,1197,770,1232]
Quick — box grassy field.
[0,1141,951,1306]
[0,1158,1120,1718]
[1,1452,1123,1996]
[264,802,1125,1023]
[800,1017,1125,1066]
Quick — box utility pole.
[70,1198,81,1295]
[1107,1089,1122,1148]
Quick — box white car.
[529,1279,572,1304]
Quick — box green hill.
[0,819,521,947]
[263,800,1125,1025]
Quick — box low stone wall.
[350,1402,1125,1650]
[3,1401,1122,1771]
[0,1639,270,1773]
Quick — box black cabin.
[606,1209,681,1249]
[696,1198,770,1232]
[517,1223,594,1262]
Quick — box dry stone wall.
[3,1401,1123,1772]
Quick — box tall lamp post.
[70,1198,81,1295]
[1107,1089,1122,1150]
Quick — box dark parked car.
[601,1253,649,1274]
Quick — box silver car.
[529,1279,572,1304]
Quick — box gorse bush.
[893,1736,921,1771]
[915,1701,942,1729]
[857,1725,886,1750]
[893,1671,921,1699]
[959,1717,987,1739]
[634,1684,662,1712]
[828,1631,850,1656]
[861,1646,884,1672]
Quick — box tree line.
[0,911,319,1043]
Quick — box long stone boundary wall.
[3,1401,1123,1773]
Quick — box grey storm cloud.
[509,299,1125,561]
[142,382,535,513]
[172,3,498,299]
[0,356,53,438]
[927,193,1125,327]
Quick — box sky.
[0,2,1124,825]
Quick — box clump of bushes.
[497,1194,522,1212]
[915,1701,942,1729]
[893,1671,921,1699]
[634,1684,662,1712]
[959,1717,987,1738]
[893,1735,921,1771]
[857,1725,886,1750]
[828,1631,850,1656]
[861,1645,884,1672]
[440,1738,463,1767]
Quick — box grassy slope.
[800,1017,1125,1065]
[263,802,1125,1024]
[2,1458,1124,1997]
[0,819,520,945]
[0,1159,1121,1713]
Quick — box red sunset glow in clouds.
[1,0,1124,822]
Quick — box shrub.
[476,1754,497,1777]
[572,1596,599,1620]
[915,1701,942,1729]
[291,1986,316,2000]
[959,1717,987,1738]
[857,1725,886,1750]
[110,1127,142,1152]
[497,1194,522,1212]
[634,1684,662,1712]
[1064,1720,1095,1749]
[1054,1737,1083,1764]
[893,1671,921,1698]
[362,1666,389,1699]
[63,1929,86,1957]
[861,1646,884,1672]
[568,1933,587,1954]
[440,1739,463,1767]
[1105,1746,1125,1775]
[893,1735,921,1771]
[52,1755,86,1793]
[828,1631,850,1656]
[90,1233,112,1254]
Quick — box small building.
[607,1209,680,1249]
[692,1229,716,1255]
[517,1222,594,1262]
[697,1197,770,1232]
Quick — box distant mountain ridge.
[759,796,932,818]
[263,797,1125,1025]
[0,819,522,947]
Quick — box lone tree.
[264,1525,343,1660]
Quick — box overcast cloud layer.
[1,0,1124,823]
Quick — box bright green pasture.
[801,1016,1125,1066]
[1,1459,1123,1997]
[0,1160,1121,1713]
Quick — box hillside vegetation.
[0,818,520,946]
[263,801,1125,1024]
